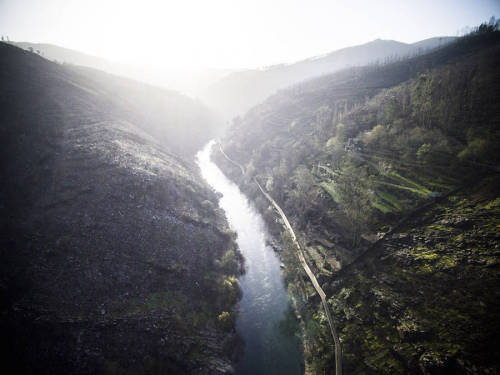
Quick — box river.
[196,141,303,374]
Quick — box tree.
[416,143,432,163]
[314,106,333,140]
[335,163,372,247]
[289,165,316,214]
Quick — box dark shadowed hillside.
[0,42,241,374]
[214,28,500,373]
[202,37,455,120]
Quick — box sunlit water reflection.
[196,141,303,374]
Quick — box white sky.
[1,0,499,69]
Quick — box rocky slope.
[214,27,500,373]
[0,42,241,374]
[326,177,500,374]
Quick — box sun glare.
[1,0,500,69]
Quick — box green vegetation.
[217,311,233,330]
[219,27,500,259]
[317,177,500,374]
[215,26,500,374]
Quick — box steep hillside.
[327,178,500,373]
[63,64,219,157]
[215,28,500,373]
[13,41,233,98]
[13,42,116,71]
[202,37,455,120]
[0,42,241,374]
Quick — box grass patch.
[372,190,403,213]
[484,197,500,210]
[414,247,439,261]
[436,255,458,269]
[375,180,430,197]
[389,172,431,194]
[372,199,395,213]
[427,224,455,233]
[319,181,340,203]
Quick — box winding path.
[217,143,343,375]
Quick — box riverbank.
[197,141,304,374]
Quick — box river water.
[196,141,303,374]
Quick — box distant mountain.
[12,41,233,97]
[201,37,456,120]
[14,37,456,125]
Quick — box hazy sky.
[1,0,499,69]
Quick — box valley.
[1,10,499,375]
